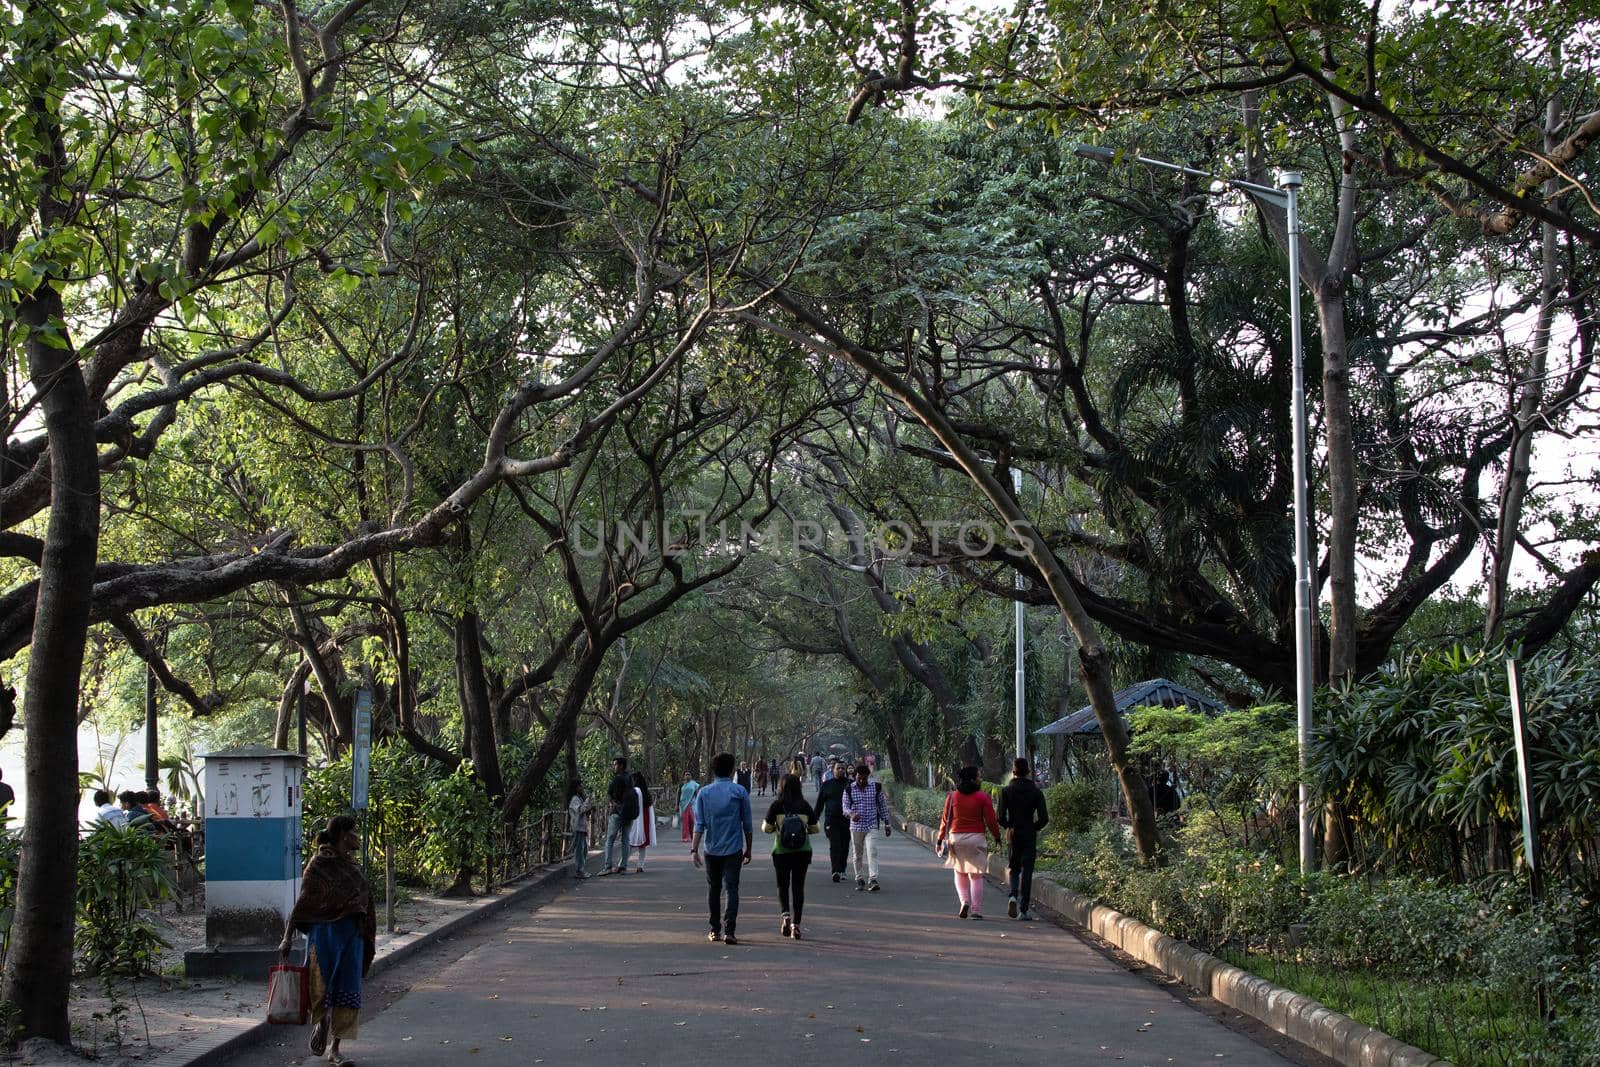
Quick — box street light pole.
[1074,145,1316,873]
[1013,467,1027,770]
[1281,170,1315,876]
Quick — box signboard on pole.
[352,688,373,811]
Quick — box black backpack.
[619,786,640,822]
[779,812,807,850]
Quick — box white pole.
[1013,467,1027,770]
[1282,170,1314,876]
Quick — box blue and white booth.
[184,745,306,978]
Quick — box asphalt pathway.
[232,799,1306,1066]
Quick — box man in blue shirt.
[691,752,753,945]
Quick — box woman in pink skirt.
[935,765,1003,919]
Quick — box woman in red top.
[935,765,1003,919]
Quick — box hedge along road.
[228,810,1323,1066]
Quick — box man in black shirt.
[814,760,851,882]
[604,757,637,874]
[997,758,1050,921]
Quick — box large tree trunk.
[1486,98,1562,644]
[454,611,505,800]
[1315,284,1359,682]
[502,639,612,826]
[3,288,100,1040]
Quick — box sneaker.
[790,924,802,940]
[635,865,645,873]
[1018,911,1034,922]
[780,913,792,938]
[958,902,970,919]
[971,913,984,920]
[1008,896,1019,919]
[707,930,722,942]
[724,933,739,946]
[832,873,841,883]
[856,878,866,891]
[867,880,881,892]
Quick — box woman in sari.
[280,815,375,1065]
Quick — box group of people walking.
[684,753,894,944]
[935,758,1049,920]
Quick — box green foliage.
[418,762,497,884]
[1309,648,1600,879]
[1053,823,1600,1064]
[0,828,18,973]
[1042,779,1106,838]
[74,825,174,976]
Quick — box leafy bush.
[1309,647,1600,880]
[75,824,174,976]
[1043,779,1106,838]
[418,761,497,885]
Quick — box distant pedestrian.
[629,771,657,871]
[679,771,701,843]
[92,788,127,828]
[762,773,819,939]
[735,760,753,792]
[998,758,1049,921]
[814,760,851,882]
[566,780,593,879]
[691,752,753,945]
[280,815,374,1066]
[809,751,826,791]
[754,758,768,797]
[936,766,1003,920]
[603,757,639,874]
[842,763,891,892]
[865,752,877,775]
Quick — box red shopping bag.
[265,962,309,1025]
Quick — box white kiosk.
[184,745,306,978]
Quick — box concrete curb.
[892,812,1451,1067]
[147,861,573,1067]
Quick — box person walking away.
[604,757,639,874]
[280,815,375,1065]
[842,763,891,891]
[93,788,128,828]
[691,752,753,945]
[753,758,768,797]
[809,752,826,791]
[998,757,1049,920]
[814,760,851,882]
[936,766,1003,919]
[735,760,753,792]
[762,773,819,939]
[567,780,594,878]
[629,771,657,871]
[679,771,701,844]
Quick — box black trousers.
[704,852,743,935]
[773,850,811,922]
[1008,838,1038,912]
[824,819,851,874]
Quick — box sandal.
[309,1015,329,1056]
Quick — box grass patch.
[1220,949,1553,1066]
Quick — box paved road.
[235,807,1308,1066]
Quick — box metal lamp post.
[1013,467,1027,771]
[1074,145,1315,874]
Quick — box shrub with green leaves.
[75,824,174,976]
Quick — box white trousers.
[850,829,880,881]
